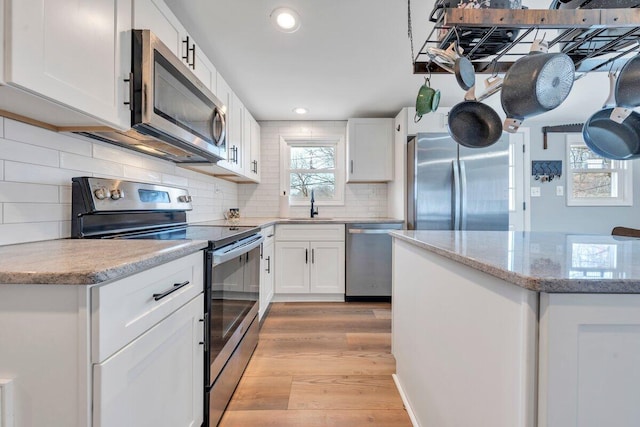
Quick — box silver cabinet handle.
[350,160,354,174]
[348,229,400,234]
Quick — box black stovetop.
[114,225,260,249]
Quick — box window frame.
[280,135,345,206]
[565,134,633,207]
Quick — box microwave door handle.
[212,109,226,146]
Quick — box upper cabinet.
[0,0,132,129]
[244,110,261,183]
[346,118,394,183]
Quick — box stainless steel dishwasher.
[346,222,403,301]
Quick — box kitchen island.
[391,231,640,427]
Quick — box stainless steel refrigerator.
[407,133,509,231]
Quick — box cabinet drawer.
[262,225,275,244]
[276,224,345,242]
[91,251,204,363]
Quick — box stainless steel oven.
[206,235,262,426]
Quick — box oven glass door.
[209,244,260,372]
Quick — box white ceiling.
[165,0,612,123]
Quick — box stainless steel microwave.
[75,30,227,163]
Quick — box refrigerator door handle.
[459,160,468,230]
[452,160,461,230]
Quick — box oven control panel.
[73,177,193,212]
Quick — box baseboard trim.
[392,373,419,427]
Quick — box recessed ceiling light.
[271,7,301,33]
[293,107,308,115]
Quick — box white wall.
[238,121,388,218]
[0,117,238,246]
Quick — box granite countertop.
[195,217,404,228]
[391,230,640,293]
[0,239,208,285]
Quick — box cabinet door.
[310,241,345,293]
[244,247,260,293]
[346,118,393,182]
[192,46,217,92]
[227,93,245,173]
[134,0,185,58]
[259,240,274,320]
[275,241,310,293]
[93,295,204,427]
[7,0,131,129]
[243,109,260,182]
[215,73,235,167]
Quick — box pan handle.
[503,118,523,133]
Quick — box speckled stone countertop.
[391,230,640,293]
[195,217,404,228]
[0,239,208,285]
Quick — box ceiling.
[165,0,612,123]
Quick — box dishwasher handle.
[348,229,400,234]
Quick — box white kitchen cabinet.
[134,0,185,58]
[259,225,275,320]
[275,224,345,298]
[93,295,204,427]
[2,0,132,129]
[0,251,205,427]
[346,118,393,183]
[133,0,212,89]
[538,293,640,427]
[244,110,261,183]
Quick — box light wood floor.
[218,302,413,427]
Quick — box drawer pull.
[152,280,190,301]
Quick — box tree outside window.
[281,136,345,206]
[566,135,633,206]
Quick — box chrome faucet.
[310,189,319,218]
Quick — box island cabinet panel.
[392,239,538,427]
[538,293,640,427]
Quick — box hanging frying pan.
[455,56,476,91]
[448,85,503,148]
[583,72,640,160]
[610,53,640,123]
[501,40,575,133]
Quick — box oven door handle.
[212,235,265,264]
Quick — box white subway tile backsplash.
[60,152,124,176]
[0,119,237,245]
[93,143,144,167]
[0,222,60,245]
[161,173,188,187]
[4,162,84,186]
[142,157,176,175]
[0,138,60,167]
[123,165,162,183]
[4,203,71,223]
[59,186,72,204]
[5,119,92,156]
[0,182,59,203]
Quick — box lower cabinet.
[538,293,640,427]
[259,226,275,320]
[275,224,345,297]
[93,295,204,427]
[0,251,205,427]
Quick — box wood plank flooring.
[218,302,412,427]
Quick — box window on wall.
[566,134,633,206]
[281,136,345,205]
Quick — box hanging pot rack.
[414,8,640,74]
